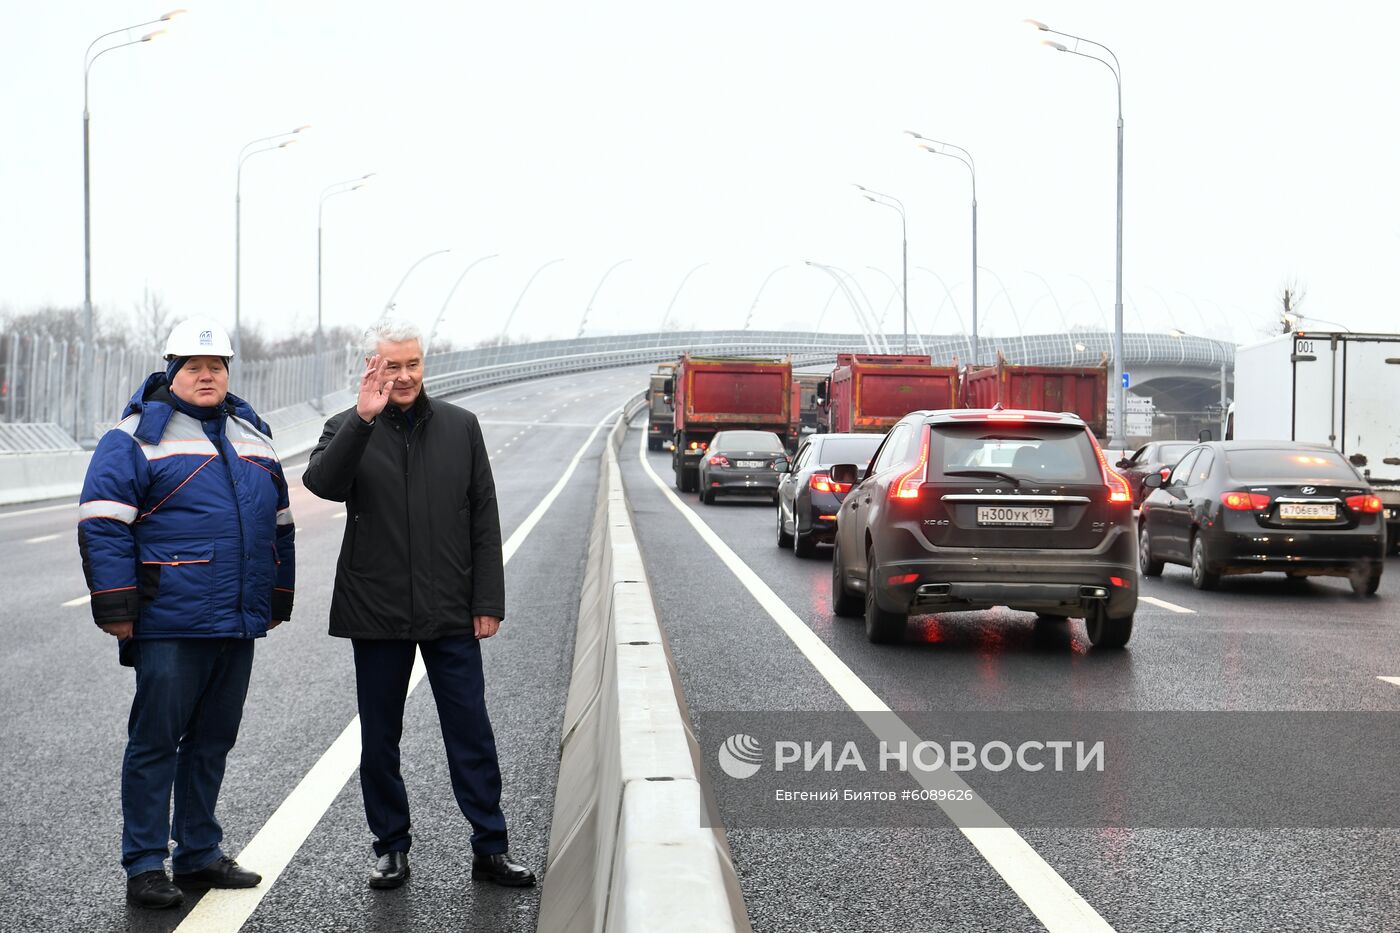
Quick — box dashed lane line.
[24,533,62,544]
[1139,595,1195,614]
[62,595,91,608]
[0,502,75,521]
[1379,677,1400,688]
[633,427,1116,933]
[172,406,619,933]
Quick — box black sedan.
[774,432,883,557]
[1116,440,1194,506]
[698,430,789,505]
[1138,441,1386,594]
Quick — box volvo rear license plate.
[977,506,1053,526]
[736,460,765,469]
[1280,503,1336,520]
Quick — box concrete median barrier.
[539,405,750,933]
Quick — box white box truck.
[1229,331,1400,552]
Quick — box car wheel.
[864,551,906,644]
[776,503,793,548]
[1138,525,1164,577]
[1083,603,1133,649]
[793,523,818,558]
[1350,565,1382,597]
[648,437,662,452]
[831,539,862,617]
[1190,534,1220,591]
[699,486,713,505]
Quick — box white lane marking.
[62,595,91,607]
[25,533,62,544]
[1139,595,1195,614]
[1378,677,1400,688]
[174,406,620,933]
[0,502,75,521]
[634,429,1115,933]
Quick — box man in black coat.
[304,320,534,889]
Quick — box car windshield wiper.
[943,469,1021,486]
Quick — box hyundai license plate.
[977,506,1053,526]
[736,460,765,469]
[1279,503,1336,521]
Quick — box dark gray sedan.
[698,430,789,505]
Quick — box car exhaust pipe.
[916,583,951,597]
[1079,585,1109,600]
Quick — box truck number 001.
[1296,340,1314,354]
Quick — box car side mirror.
[1142,473,1163,489]
[1198,429,1213,442]
[772,459,791,473]
[830,463,859,485]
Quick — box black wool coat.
[304,391,505,639]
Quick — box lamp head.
[160,8,188,20]
[140,29,166,42]
[1042,39,1068,51]
[1024,18,1049,31]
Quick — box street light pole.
[906,131,978,366]
[497,258,564,360]
[383,249,452,316]
[743,264,791,331]
[427,253,499,354]
[854,185,908,352]
[577,259,632,339]
[314,174,372,406]
[80,11,180,442]
[235,126,308,384]
[657,262,709,332]
[1030,19,1126,448]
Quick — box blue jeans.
[121,638,255,877]
[352,635,508,858]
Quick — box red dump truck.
[820,353,961,434]
[666,355,793,492]
[961,354,1110,437]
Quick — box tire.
[831,539,862,617]
[681,469,697,494]
[776,504,793,548]
[699,486,713,505]
[864,551,906,644]
[1190,534,1220,591]
[1083,603,1133,649]
[1350,565,1382,597]
[648,437,662,452]
[1138,525,1164,577]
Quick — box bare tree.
[131,286,176,354]
[1276,277,1307,334]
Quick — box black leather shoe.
[368,851,410,889]
[174,855,261,889]
[471,852,536,887]
[126,870,184,909]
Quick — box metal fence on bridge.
[0,328,1235,448]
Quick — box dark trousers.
[352,635,508,857]
[122,638,254,877]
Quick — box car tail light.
[887,573,919,585]
[1346,494,1384,513]
[1088,434,1132,505]
[1221,491,1272,511]
[810,472,851,494]
[1109,576,1127,588]
[708,455,730,467]
[889,425,931,500]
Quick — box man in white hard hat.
[77,319,296,909]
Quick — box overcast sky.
[4,1,1398,351]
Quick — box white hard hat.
[163,319,235,360]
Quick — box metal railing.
[0,328,1235,450]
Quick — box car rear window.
[816,436,883,466]
[717,431,784,451]
[1225,448,1359,481]
[932,423,1099,483]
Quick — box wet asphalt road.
[3,373,1398,933]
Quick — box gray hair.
[361,317,423,357]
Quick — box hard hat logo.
[199,330,213,346]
